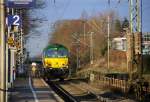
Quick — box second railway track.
[45,78,134,102]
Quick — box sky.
[25,0,150,57]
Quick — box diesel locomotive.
[42,44,69,79]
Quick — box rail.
[47,81,80,102]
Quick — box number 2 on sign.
[13,15,20,26]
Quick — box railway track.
[47,78,128,102]
[46,80,80,102]
[45,78,135,102]
[66,79,128,102]
[45,79,100,102]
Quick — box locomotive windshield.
[45,48,68,58]
[57,49,68,58]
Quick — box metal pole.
[137,0,141,32]
[107,1,110,73]
[140,0,143,78]
[128,0,143,79]
[128,0,134,80]
[140,0,142,33]
[6,9,11,87]
[0,0,6,101]
[90,32,94,65]
[76,45,79,71]
[129,0,133,33]
[76,33,80,70]
[5,8,10,102]
[21,27,24,73]
[10,8,14,88]
[107,15,110,72]
[19,10,24,74]
[83,20,86,43]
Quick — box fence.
[77,70,150,101]
[77,70,146,93]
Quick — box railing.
[77,70,150,101]
[78,70,129,93]
[78,70,150,93]
[102,77,128,93]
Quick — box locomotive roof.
[44,44,67,51]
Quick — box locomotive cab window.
[45,50,58,58]
[57,49,68,58]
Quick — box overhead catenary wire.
[51,0,131,53]
[85,0,128,35]
[51,0,126,38]
[51,0,71,22]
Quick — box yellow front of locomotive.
[44,57,68,69]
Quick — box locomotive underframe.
[42,68,69,79]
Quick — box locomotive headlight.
[62,63,68,68]
[48,64,51,67]
[45,63,51,67]
[62,64,65,66]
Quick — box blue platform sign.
[6,0,35,8]
[7,15,22,27]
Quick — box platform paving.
[8,77,63,102]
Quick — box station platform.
[8,77,63,102]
